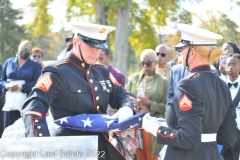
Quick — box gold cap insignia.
[99,28,106,33]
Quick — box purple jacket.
[109,65,125,87]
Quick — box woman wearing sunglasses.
[126,49,169,160]
[30,47,44,68]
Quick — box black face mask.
[19,50,30,59]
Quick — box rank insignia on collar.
[179,94,192,111]
[35,74,53,92]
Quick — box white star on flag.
[101,115,111,118]
[130,123,139,129]
[60,117,68,124]
[81,117,94,128]
[111,128,121,132]
[104,120,114,127]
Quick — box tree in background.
[25,0,54,37]
[0,0,25,62]
[5,0,240,76]
[65,0,193,76]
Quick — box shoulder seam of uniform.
[92,63,104,66]
[188,72,197,79]
[55,58,69,67]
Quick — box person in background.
[21,22,138,160]
[155,44,171,80]
[126,49,169,160]
[30,47,44,68]
[142,23,236,160]
[0,40,42,131]
[98,48,125,87]
[98,48,126,115]
[57,33,74,60]
[220,53,240,160]
[218,41,240,80]
[0,64,5,137]
[65,33,74,52]
[168,47,183,67]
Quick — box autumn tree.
[26,0,54,37]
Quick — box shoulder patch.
[188,72,197,79]
[179,94,192,111]
[109,73,120,86]
[35,74,53,92]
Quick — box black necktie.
[228,82,238,88]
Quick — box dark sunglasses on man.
[156,52,167,57]
[139,60,153,67]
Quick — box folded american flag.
[54,112,148,132]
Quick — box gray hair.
[140,49,157,61]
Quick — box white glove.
[107,106,133,123]
[142,113,160,137]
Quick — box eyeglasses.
[32,55,42,58]
[156,52,167,57]
[139,60,153,67]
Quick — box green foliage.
[26,0,54,37]
[196,11,240,47]
[66,0,96,21]
[0,0,25,63]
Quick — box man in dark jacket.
[0,64,5,137]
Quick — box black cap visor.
[79,34,107,49]
[175,39,217,48]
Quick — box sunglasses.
[32,55,42,58]
[139,60,153,67]
[156,52,167,57]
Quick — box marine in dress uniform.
[21,22,138,160]
[142,23,237,160]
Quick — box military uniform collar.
[68,52,91,69]
[190,65,211,73]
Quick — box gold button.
[94,87,98,91]
[134,107,136,110]
[37,126,41,129]
[35,120,38,123]
[158,130,161,133]
[134,103,136,106]
[78,90,81,93]
[90,79,93,83]
[87,71,90,74]
[170,133,174,137]
[164,131,167,135]
[96,96,99,101]
[64,59,68,62]
[107,89,110,92]
[39,133,43,137]
[81,63,85,67]
[97,106,100,110]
